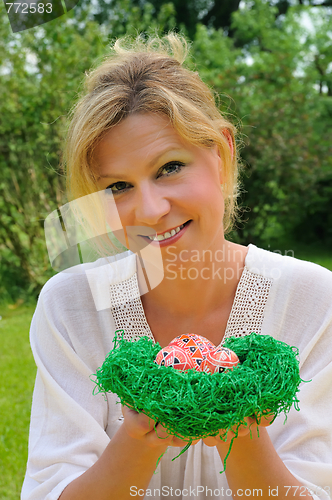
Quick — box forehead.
[94,113,191,171]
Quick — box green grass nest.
[93,332,304,444]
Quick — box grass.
[0,303,36,500]
[0,242,331,500]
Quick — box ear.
[211,144,224,184]
[214,130,234,185]
[222,129,234,161]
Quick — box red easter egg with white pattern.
[185,345,205,371]
[154,345,195,372]
[169,333,216,359]
[200,347,240,374]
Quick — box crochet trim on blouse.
[110,266,273,344]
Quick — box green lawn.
[0,304,36,500]
[0,243,331,500]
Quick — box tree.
[192,1,332,244]
[1,0,331,301]
[0,1,177,300]
[77,0,332,39]
[0,9,109,300]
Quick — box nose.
[134,182,171,226]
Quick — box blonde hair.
[64,33,240,234]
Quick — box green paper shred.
[92,331,306,472]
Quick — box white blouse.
[21,244,332,500]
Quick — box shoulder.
[245,243,332,327]
[39,250,137,312]
[246,245,332,353]
[246,244,332,292]
[30,251,138,363]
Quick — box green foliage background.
[0,3,331,496]
[0,0,332,303]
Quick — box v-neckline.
[137,245,251,345]
[110,244,273,344]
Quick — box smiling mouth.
[144,220,192,242]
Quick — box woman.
[22,34,332,500]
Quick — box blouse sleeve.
[21,272,116,500]
[261,252,332,500]
[266,358,332,500]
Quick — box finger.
[252,410,276,427]
[190,439,200,446]
[153,422,172,440]
[153,423,190,447]
[203,436,218,447]
[148,423,196,448]
[122,405,156,438]
[168,431,201,448]
[145,422,175,447]
[171,432,200,447]
[171,437,201,447]
[260,412,276,426]
[239,418,253,436]
[121,404,131,417]
[169,436,191,447]
[228,417,252,438]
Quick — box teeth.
[148,223,186,241]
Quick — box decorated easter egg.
[201,347,240,374]
[170,333,216,358]
[154,345,195,372]
[184,344,205,371]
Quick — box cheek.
[196,183,224,231]
[187,176,224,213]
[105,197,131,228]
[104,199,132,249]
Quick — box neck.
[141,241,248,320]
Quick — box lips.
[147,221,190,241]
[140,220,192,245]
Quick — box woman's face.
[94,113,225,257]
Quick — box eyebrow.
[96,147,189,180]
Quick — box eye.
[105,181,131,194]
[158,161,185,178]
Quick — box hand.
[122,405,200,449]
[202,412,276,447]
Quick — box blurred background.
[1,0,332,305]
[0,0,331,497]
